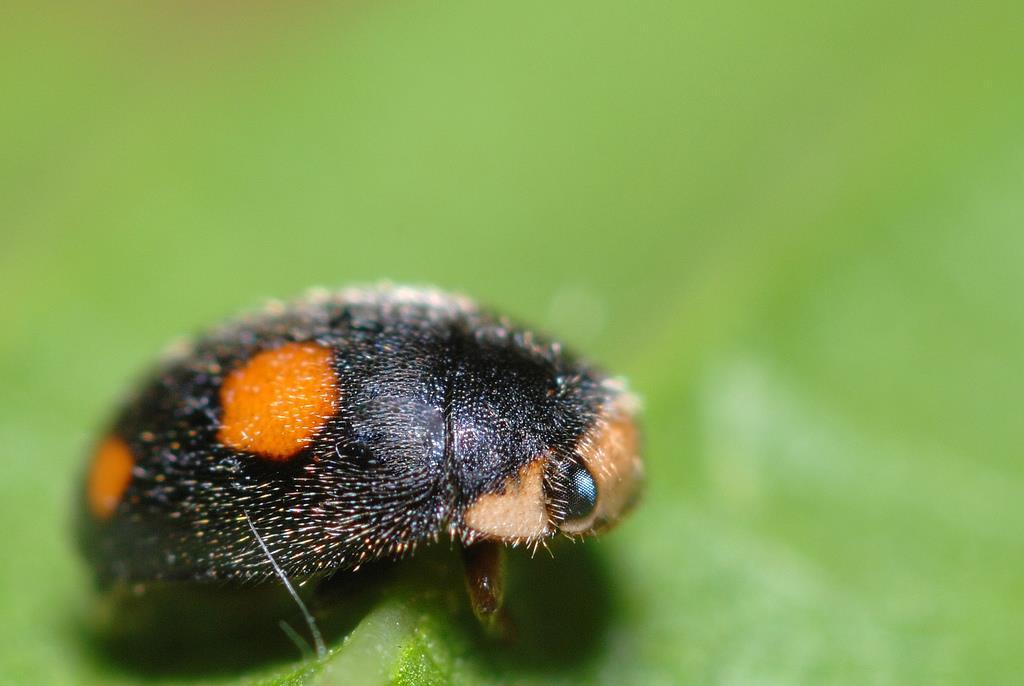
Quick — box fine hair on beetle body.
[79,284,643,641]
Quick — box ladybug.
[79,285,642,644]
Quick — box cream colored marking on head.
[561,397,643,534]
[463,460,551,541]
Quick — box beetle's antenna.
[245,510,326,660]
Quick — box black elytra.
[78,285,643,624]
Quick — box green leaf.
[2,0,1021,684]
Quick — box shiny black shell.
[78,287,620,585]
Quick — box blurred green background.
[2,1,1022,684]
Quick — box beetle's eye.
[560,463,598,524]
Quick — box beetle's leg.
[462,540,504,617]
[461,541,514,638]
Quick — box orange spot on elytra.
[88,436,134,520]
[218,341,339,461]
